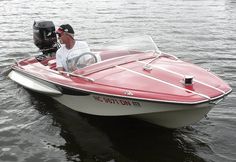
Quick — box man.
[55,24,90,71]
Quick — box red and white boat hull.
[53,93,215,128]
[9,68,219,128]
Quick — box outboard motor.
[33,21,58,56]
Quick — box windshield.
[66,35,160,72]
[98,35,160,53]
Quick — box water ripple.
[1,0,236,161]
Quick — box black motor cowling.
[33,21,58,55]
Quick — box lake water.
[0,0,236,161]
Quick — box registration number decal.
[92,95,141,107]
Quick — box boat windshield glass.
[99,35,160,53]
[66,35,160,72]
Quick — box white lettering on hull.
[92,95,141,107]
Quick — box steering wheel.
[74,52,98,69]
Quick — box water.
[0,0,236,161]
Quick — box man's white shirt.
[56,41,90,71]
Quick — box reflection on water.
[1,0,236,161]
[27,93,208,162]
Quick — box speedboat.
[8,21,232,128]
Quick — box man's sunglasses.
[56,27,65,38]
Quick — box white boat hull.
[8,70,216,128]
[53,94,214,128]
[134,106,212,128]
[8,70,61,95]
